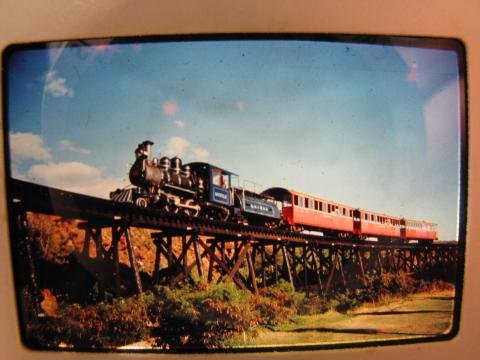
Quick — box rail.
[7,178,457,250]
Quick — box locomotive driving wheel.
[216,207,229,221]
[135,197,148,208]
[202,206,229,221]
[183,199,200,217]
[162,202,178,214]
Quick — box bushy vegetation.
[23,280,306,349]
[145,282,257,348]
[142,281,306,348]
[22,271,454,349]
[24,293,149,349]
[329,272,432,313]
[253,281,305,325]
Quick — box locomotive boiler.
[112,140,203,216]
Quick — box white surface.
[0,1,478,359]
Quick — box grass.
[231,289,455,348]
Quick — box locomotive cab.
[187,163,236,206]
[209,166,234,206]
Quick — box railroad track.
[7,178,457,250]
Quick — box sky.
[5,39,462,240]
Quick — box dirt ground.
[238,289,456,348]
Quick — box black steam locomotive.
[110,141,280,225]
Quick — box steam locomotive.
[110,140,438,242]
[110,141,280,226]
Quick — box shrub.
[415,279,455,293]
[253,281,306,324]
[147,286,201,347]
[297,295,329,315]
[361,272,416,303]
[148,282,257,348]
[251,293,293,326]
[24,295,149,349]
[333,291,360,313]
[95,297,150,346]
[376,273,416,297]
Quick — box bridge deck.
[7,178,457,249]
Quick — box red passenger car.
[262,188,355,233]
[357,210,402,239]
[404,219,438,241]
[262,187,438,242]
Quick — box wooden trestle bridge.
[8,179,459,316]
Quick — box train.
[110,140,438,243]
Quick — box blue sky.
[5,39,461,240]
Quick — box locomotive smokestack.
[143,140,153,161]
[135,140,154,160]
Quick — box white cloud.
[164,136,190,157]
[9,132,52,162]
[162,136,210,161]
[174,120,185,129]
[66,180,126,199]
[26,161,123,199]
[27,162,101,186]
[45,70,74,97]
[9,132,122,198]
[192,146,209,160]
[59,139,90,154]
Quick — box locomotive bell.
[160,156,170,170]
[171,157,182,174]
